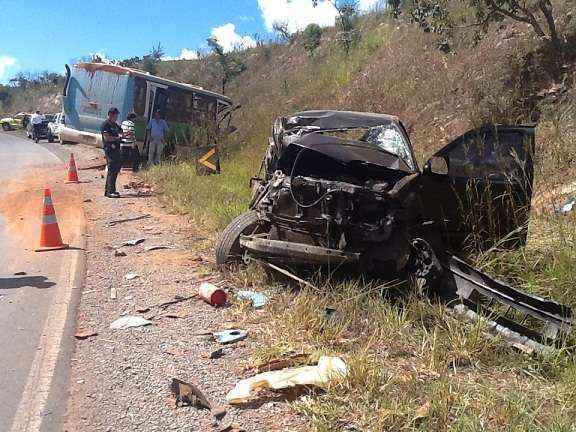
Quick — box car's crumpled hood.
[282,132,412,173]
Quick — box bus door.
[143,82,168,158]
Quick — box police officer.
[101,107,123,198]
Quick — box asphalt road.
[0,132,76,432]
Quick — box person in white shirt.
[30,110,44,143]
[121,112,140,171]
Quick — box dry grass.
[146,6,576,431]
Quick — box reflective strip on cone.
[42,214,58,225]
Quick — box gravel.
[64,168,307,432]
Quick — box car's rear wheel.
[1,123,10,131]
[215,210,268,266]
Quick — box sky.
[0,0,383,84]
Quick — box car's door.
[419,125,535,252]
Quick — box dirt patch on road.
[64,170,307,431]
[0,168,85,251]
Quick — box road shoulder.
[64,170,306,431]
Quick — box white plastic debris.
[110,316,152,330]
[226,356,347,404]
[125,272,139,280]
[236,290,268,308]
[123,238,146,247]
[556,197,576,215]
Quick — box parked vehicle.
[216,110,572,348]
[26,114,54,142]
[1,112,29,131]
[62,63,235,166]
[47,112,65,143]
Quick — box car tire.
[215,210,267,267]
[1,123,9,131]
[48,133,54,143]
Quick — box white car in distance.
[47,112,66,143]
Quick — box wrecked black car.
[216,110,572,350]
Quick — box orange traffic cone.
[36,188,68,252]
[66,153,79,183]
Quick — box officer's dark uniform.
[101,117,123,197]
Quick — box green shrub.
[303,23,323,57]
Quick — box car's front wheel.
[1,123,10,131]
[48,132,54,143]
[215,211,268,267]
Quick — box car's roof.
[289,110,400,130]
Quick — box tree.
[272,21,293,43]
[470,0,562,52]
[206,37,247,94]
[408,0,453,35]
[303,23,323,56]
[142,43,165,75]
[312,0,360,54]
[388,0,404,18]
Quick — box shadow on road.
[0,276,56,290]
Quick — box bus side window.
[133,78,147,116]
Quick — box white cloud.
[257,0,385,33]
[177,48,199,60]
[210,23,256,52]
[0,55,17,81]
[358,0,382,11]
[257,0,337,33]
[163,48,199,61]
[89,51,112,64]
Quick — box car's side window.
[442,130,527,180]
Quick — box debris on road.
[13,271,27,276]
[206,347,225,359]
[74,330,98,340]
[556,197,575,214]
[114,249,126,257]
[199,282,227,306]
[170,378,212,410]
[226,356,348,404]
[110,316,152,330]
[144,245,173,252]
[236,290,268,309]
[158,295,194,309]
[110,286,117,300]
[218,423,246,432]
[125,272,139,280]
[213,329,248,345]
[123,238,146,247]
[107,214,151,227]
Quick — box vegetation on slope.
[145,2,576,430]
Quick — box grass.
[144,7,576,431]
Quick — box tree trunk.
[539,0,563,53]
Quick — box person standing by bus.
[146,110,169,166]
[101,107,123,198]
[121,112,140,172]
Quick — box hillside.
[151,2,575,228]
[6,2,576,429]
[145,4,576,430]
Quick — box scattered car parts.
[216,110,573,348]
